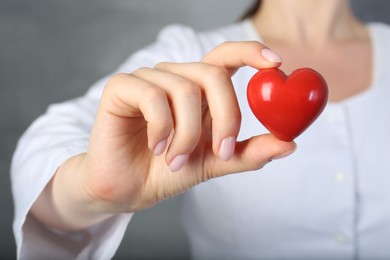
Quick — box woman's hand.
[31,41,296,231]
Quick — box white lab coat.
[11,20,390,259]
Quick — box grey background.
[1,0,390,259]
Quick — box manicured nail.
[271,147,296,160]
[261,49,283,63]
[169,154,189,172]
[154,139,167,155]
[219,136,236,161]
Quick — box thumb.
[205,134,296,178]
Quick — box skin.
[31,0,370,231]
[254,0,371,102]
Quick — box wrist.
[49,153,112,231]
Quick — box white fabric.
[11,19,390,259]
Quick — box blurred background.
[1,0,390,259]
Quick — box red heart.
[247,68,328,142]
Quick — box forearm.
[30,153,112,231]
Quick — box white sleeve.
[11,24,204,260]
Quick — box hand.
[32,42,296,230]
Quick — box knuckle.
[217,41,234,50]
[110,72,128,81]
[204,66,229,82]
[205,42,231,56]
[142,86,166,104]
[202,41,233,62]
[106,73,127,88]
[103,73,129,97]
[154,61,172,70]
[131,66,152,76]
[177,81,201,99]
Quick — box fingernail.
[219,136,236,161]
[169,154,189,172]
[154,139,167,155]
[261,49,283,63]
[271,147,296,160]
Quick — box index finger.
[201,41,282,75]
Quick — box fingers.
[132,67,203,169]
[202,41,282,75]
[101,73,174,155]
[204,134,297,180]
[105,63,239,172]
[155,42,283,161]
[101,41,284,172]
[155,62,241,160]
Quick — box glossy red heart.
[247,68,328,141]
